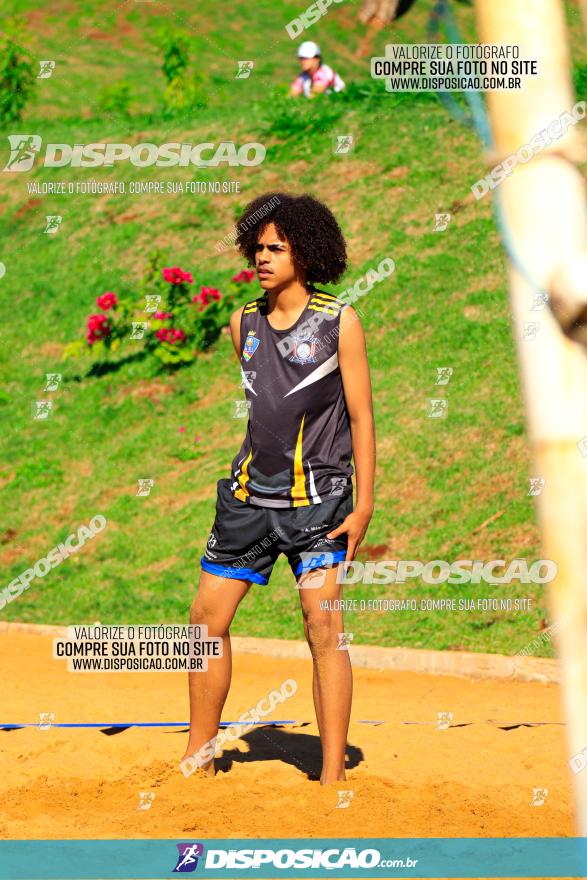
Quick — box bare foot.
[320,770,347,785]
[189,763,216,778]
[180,747,216,777]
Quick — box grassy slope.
[1,0,585,654]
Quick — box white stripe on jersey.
[307,460,322,503]
[283,352,339,397]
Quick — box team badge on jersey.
[242,330,260,361]
[289,332,318,365]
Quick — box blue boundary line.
[1,721,296,729]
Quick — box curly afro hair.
[235,192,347,286]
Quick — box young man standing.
[182,192,375,784]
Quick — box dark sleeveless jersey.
[229,289,354,508]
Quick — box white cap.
[297,40,321,59]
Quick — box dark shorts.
[200,478,353,585]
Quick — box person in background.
[290,41,346,98]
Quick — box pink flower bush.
[155,327,187,345]
[232,269,255,283]
[193,286,222,311]
[86,313,111,345]
[162,266,193,285]
[76,259,243,368]
[96,291,118,310]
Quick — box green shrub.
[159,30,208,116]
[261,88,345,138]
[573,61,587,100]
[11,459,64,489]
[96,81,133,118]
[162,32,189,83]
[0,23,36,125]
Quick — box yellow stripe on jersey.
[311,292,338,302]
[234,448,253,502]
[308,304,339,315]
[291,413,310,507]
[244,297,265,312]
[310,294,344,311]
[311,301,341,310]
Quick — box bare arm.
[229,306,245,361]
[290,77,303,97]
[326,306,376,561]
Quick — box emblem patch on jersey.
[242,331,260,362]
[288,332,319,365]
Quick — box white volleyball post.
[474,0,587,838]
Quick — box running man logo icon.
[522,321,540,341]
[33,400,53,420]
[44,215,62,234]
[329,477,347,496]
[336,790,354,809]
[233,400,251,419]
[137,792,155,811]
[530,787,548,807]
[528,477,545,497]
[240,370,256,389]
[427,399,448,419]
[3,135,42,172]
[433,212,451,232]
[334,135,354,154]
[336,632,354,651]
[434,367,453,386]
[297,551,335,589]
[569,747,587,775]
[144,294,162,312]
[44,373,62,392]
[236,61,254,79]
[38,712,55,730]
[173,843,204,873]
[131,321,149,340]
[530,292,548,311]
[37,61,56,79]
[137,478,155,497]
[436,711,453,730]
